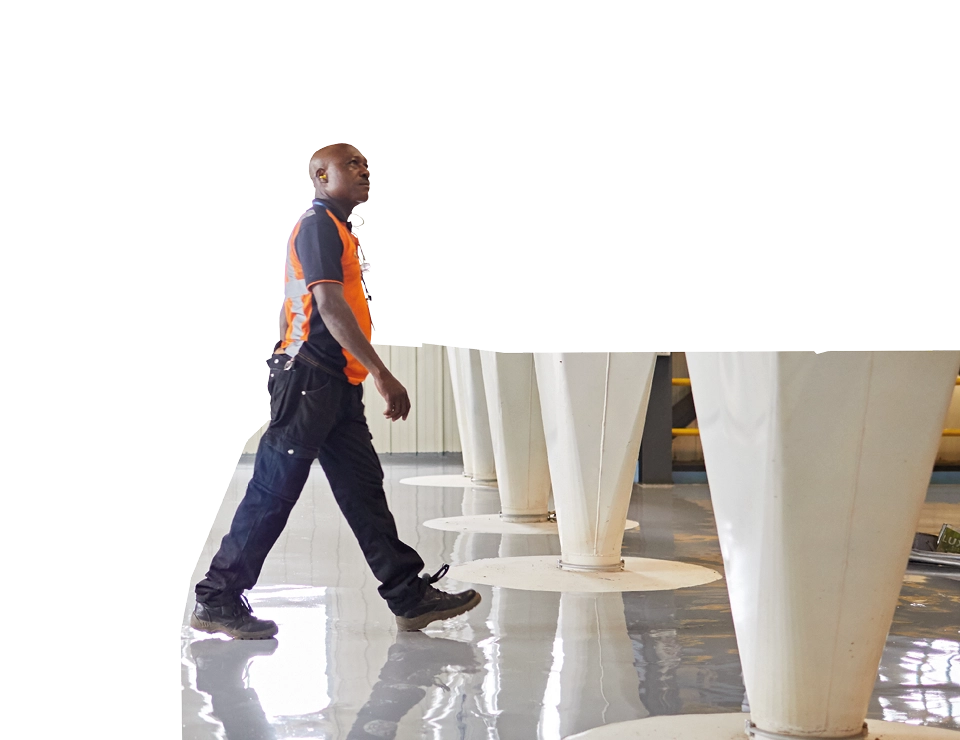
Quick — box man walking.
[191,143,481,639]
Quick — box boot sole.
[396,591,482,632]
[189,613,279,640]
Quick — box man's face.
[320,146,370,205]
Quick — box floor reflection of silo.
[624,582,746,715]
[486,584,559,739]
[485,534,559,737]
[624,486,683,715]
[542,591,648,739]
[624,483,745,716]
[626,591,682,716]
[451,486,502,565]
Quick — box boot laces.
[237,593,254,615]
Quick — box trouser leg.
[317,385,426,615]
[195,435,312,605]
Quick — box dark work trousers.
[195,353,427,615]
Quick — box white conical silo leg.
[686,351,960,739]
[480,351,551,523]
[457,347,497,485]
[446,346,474,478]
[535,352,657,571]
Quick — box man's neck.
[314,196,351,223]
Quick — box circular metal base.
[448,555,722,593]
[398,474,497,490]
[558,558,625,573]
[747,720,868,739]
[564,713,957,740]
[422,514,640,536]
[500,512,550,524]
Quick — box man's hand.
[375,370,411,421]
[310,283,411,422]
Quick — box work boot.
[395,564,481,632]
[190,593,279,640]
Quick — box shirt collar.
[312,199,352,231]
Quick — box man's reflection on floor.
[346,631,480,739]
[189,637,279,740]
[189,631,480,740]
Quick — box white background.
[1,2,958,737]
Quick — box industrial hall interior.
[181,348,960,740]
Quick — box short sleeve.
[296,210,344,287]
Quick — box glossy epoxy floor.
[181,455,960,739]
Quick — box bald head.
[309,143,355,185]
[308,143,371,215]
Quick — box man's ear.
[316,168,328,183]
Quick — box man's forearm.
[316,297,388,378]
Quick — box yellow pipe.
[944,429,960,437]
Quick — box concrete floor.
[181,454,960,739]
